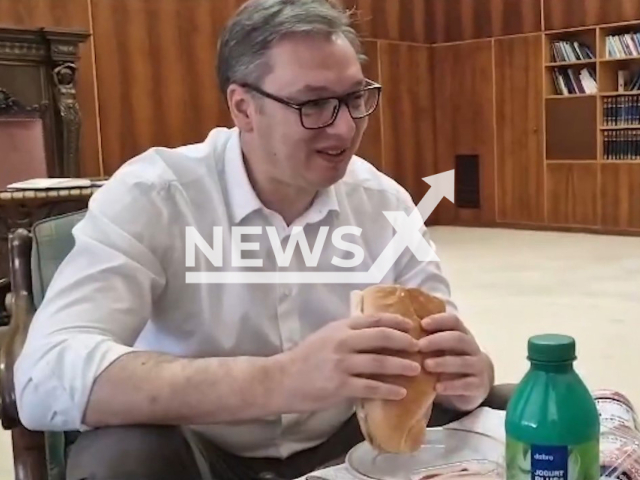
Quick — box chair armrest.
[0,228,35,430]
[0,292,35,429]
[0,278,10,326]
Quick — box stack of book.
[604,131,640,160]
[603,96,640,126]
[551,67,597,95]
[606,32,640,58]
[550,41,595,62]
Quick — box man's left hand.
[418,313,495,412]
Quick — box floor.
[1,225,639,479]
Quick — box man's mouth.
[317,148,348,161]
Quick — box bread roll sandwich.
[350,285,446,454]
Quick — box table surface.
[294,407,507,480]
[0,177,107,202]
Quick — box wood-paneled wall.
[0,0,433,198]
[357,40,384,171]
[350,0,543,44]
[2,0,640,235]
[601,164,640,231]
[494,34,545,225]
[348,0,431,44]
[91,0,238,174]
[355,40,436,203]
[427,0,640,44]
[378,41,435,202]
[544,0,640,31]
[432,40,496,225]
[425,0,640,235]
[430,0,542,44]
[546,163,599,227]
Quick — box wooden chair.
[0,227,47,480]
[0,278,9,326]
[0,210,87,480]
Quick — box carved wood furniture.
[0,227,46,480]
[0,92,48,190]
[0,186,101,294]
[0,26,93,297]
[0,26,90,180]
[0,24,96,480]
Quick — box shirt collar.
[225,129,263,224]
[224,129,341,225]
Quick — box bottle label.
[506,437,600,480]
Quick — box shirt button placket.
[278,276,301,447]
[275,247,298,351]
[274,232,301,454]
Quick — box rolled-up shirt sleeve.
[14,166,169,432]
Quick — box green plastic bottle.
[506,334,600,480]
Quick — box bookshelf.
[544,21,640,165]
[428,2,640,235]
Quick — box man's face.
[250,33,369,191]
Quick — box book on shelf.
[550,40,595,63]
[603,95,640,126]
[615,69,640,92]
[551,67,597,95]
[606,32,640,58]
[604,129,640,160]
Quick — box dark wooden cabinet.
[0,27,90,181]
[0,27,92,296]
[546,163,599,227]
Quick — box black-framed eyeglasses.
[240,80,382,130]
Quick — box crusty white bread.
[351,285,445,454]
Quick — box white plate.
[345,427,505,480]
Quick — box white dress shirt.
[14,126,458,458]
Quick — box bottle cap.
[527,334,577,363]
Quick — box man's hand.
[419,313,494,412]
[277,314,422,413]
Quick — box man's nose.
[326,103,357,137]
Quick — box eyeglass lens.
[300,88,380,129]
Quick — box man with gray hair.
[14,0,499,479]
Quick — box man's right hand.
[276,314,421,413]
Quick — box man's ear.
[227,84,255,132]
